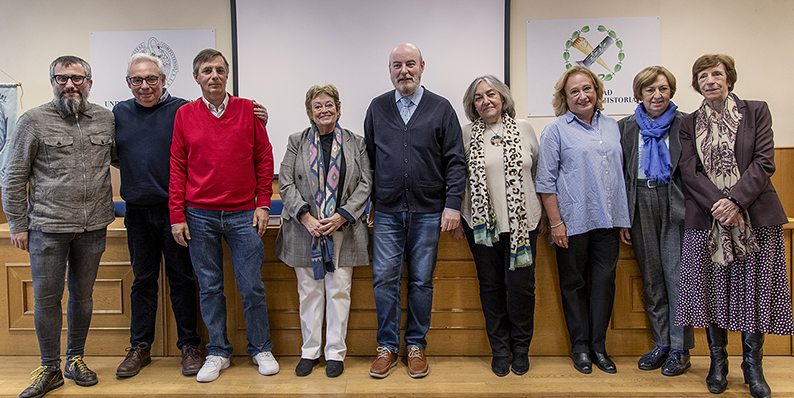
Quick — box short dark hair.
[691,54,737,94]
[49,55,92,79]
[192,49,229,75]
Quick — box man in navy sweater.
[113,53,268,378]
[364,43,466,379]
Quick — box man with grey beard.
[2,55,115,398]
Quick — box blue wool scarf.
[634,101,677,183]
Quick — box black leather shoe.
[491,356,510,377]
[325,360,344,378]
[638,346,669,370]
[64,356,98,387]
[571,352,592,374]
[511,353,529,376]
[661,350,691,377]
[592,352,617,374]
[295,358,319,377]
[19,366,64,398]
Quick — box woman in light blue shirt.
[535,66,630,375]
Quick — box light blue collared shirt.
[535,110,630,236]
[394,86,424,121]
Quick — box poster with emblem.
[526,17,660,117]
[89,29,215,110]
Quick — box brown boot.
[181,345,203,376]
[407,346,429,378]
[116,344,151,377]
[369,346,398,378]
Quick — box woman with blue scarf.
[618,66,695,377]
[275,84,372,378]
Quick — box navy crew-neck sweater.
[364,87,465,213]
[113,95,189,206]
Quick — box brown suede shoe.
[407,346,429,378]
[116,345,151,377]
[369,346,398,378]
[181,345,203,376]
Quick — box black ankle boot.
[706,325,728,394]
[741,332,771,398]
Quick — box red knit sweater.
[169,95,273,224]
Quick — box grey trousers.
[630,184,694,350]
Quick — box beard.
[53,86,90,115]
[392,73,420,96]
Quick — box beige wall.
[2,0,793,145]
[511,0,794,144]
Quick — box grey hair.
[127,53,164,76]
[49,55,91,79]
[462,75,515,122]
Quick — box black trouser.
[555,228,619,354]
[464,221,538,357]
[125,203,200,350]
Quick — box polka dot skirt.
[676,225,794,334]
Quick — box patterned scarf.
[468,114,533,270]
[694,94,758,267]
[308,122,343,280]
[635,101,677,183]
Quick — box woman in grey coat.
[275,84,372,378]
[618,66,694,377]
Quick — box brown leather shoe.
[407,346,429,378]
[116,345,151,377]
[181,345,203,376]
[369,346,398,378]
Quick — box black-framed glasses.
[52,75,87,86]
[127,75,161,86]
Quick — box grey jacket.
[2,100,115,234]
[618,111,686,226]
[275,127,372,267]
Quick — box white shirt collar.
[202,93,229,118]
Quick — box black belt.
[637,179,666,188]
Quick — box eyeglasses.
[52,75,87,86]
[127,75,161,86]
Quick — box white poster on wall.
[89,29,215,110]
[526,17,660,117]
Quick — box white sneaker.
[196,355,230,382]
[252,351,279,376]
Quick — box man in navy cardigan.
[364,43,466,379]
[112,53,203,379]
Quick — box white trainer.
[252,351,279,376]
[196,355,230,382]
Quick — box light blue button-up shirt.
[535,110,630,236]
[394,86,424,120]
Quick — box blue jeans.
[29,228,107,367]
[372,211,441,353]
[125,204,199,350]
[185,207,272,357]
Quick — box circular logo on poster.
[562,25,624,81]
[131,37,179,88]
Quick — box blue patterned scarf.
[634,101,677,183]
[308,123,343,280]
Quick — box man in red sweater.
[168,49,277,383]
